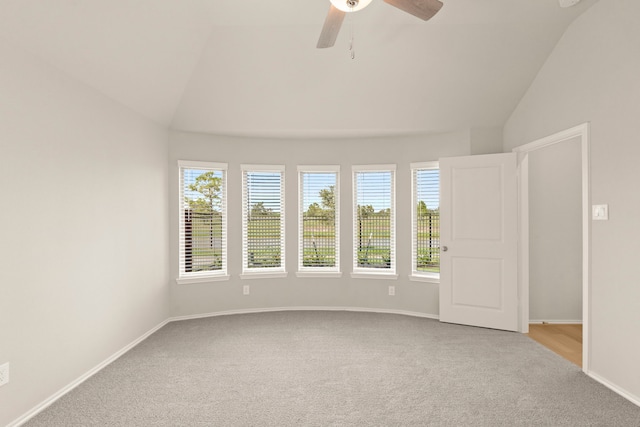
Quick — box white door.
[439,153,518,331]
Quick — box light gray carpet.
[25,311,640,426]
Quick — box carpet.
[24,311,640,426]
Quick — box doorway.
[513,123,591,372]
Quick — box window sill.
[240,271,288,280]
[296,271,343,279]
[176,274,230,285]
[351,272,398,280]
[409,274,440,284]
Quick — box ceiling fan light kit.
[558,0,581,7]
[330,0,373,13]
[317,0,444,49]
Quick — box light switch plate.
[592,204,609,221]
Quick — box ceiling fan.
[317,0,444,48]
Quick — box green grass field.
[185,214,440,272]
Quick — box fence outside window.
[415,211,440,273]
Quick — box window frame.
[296,165,341,278]
[240,164,287,279]
[410,161,440,283]
[351,164,397,279]
[177,160,229,284]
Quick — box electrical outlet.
[243,285,250,295]
[388,286,395,296]
[0,363,9,387]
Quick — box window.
[352,165,396,277]
[297,166,340,276]
[241,165,286,277]
[411,162,440,281]
[178,161,228,284]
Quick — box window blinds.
[411,162,440,275]
[298,167,340,271]
[352,165,396,272]
[242,165,285,272]
[178,161,227,278]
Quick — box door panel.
[451,257,503,309]
[439,153,518,331]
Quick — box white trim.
[408,274,440,284]
[14,301,640,427]
[410,161,439,169]
[176,274,230,285]
[169,306,439,323]
[178,162,228,279]
[239,271,288,280]
[512,123,589,153]
[296,271,343,278]
[350,272,399,280]
[7,319,169,427]
[297,165,340,172]
[297,167,340,273]
[587,371,640,408]
[241,166,286,275]
[241,164,285,172]
[517,154,530,334]
[529,320,583,324]
[352,166,397,275]
[178,160,228,170]
[352,163,397,172]
[513,122,591,373]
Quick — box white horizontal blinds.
[412,163,440,275]
[353,166,395,272]
[179,162,227,277]
[242,166,285,272]
[298,168,339,271]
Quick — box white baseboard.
[529,319,583,324]
[8,319,170,427]
[10,307,438,426]
[587,371,640,408]
[13,309,638,426]
[170,306,440,323]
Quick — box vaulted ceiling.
[0,0,598,138]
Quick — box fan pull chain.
[349,6,355,59]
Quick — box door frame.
[512,123,591,373]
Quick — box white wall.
[169,131,470,318]
[504,0,640,403]
[0,37,170,426]
[528,137,582,322]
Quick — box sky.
[415,169,440,210]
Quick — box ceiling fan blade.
[383,0,443,21]
[317,5,346,48]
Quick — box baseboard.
[19,309,634,427]
[529,320,583,324]
[9,307,438,426]
[587,371,640,408]
[7,318,170,427]
[170,306,440,323]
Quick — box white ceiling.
[0,0,599,138]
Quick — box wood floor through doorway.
[527,324,583,367]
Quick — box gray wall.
[0,38,170,426]
[528,137,582,322]
[470,127,504,155]
[169,131,471,318]
[504,0,640,402]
